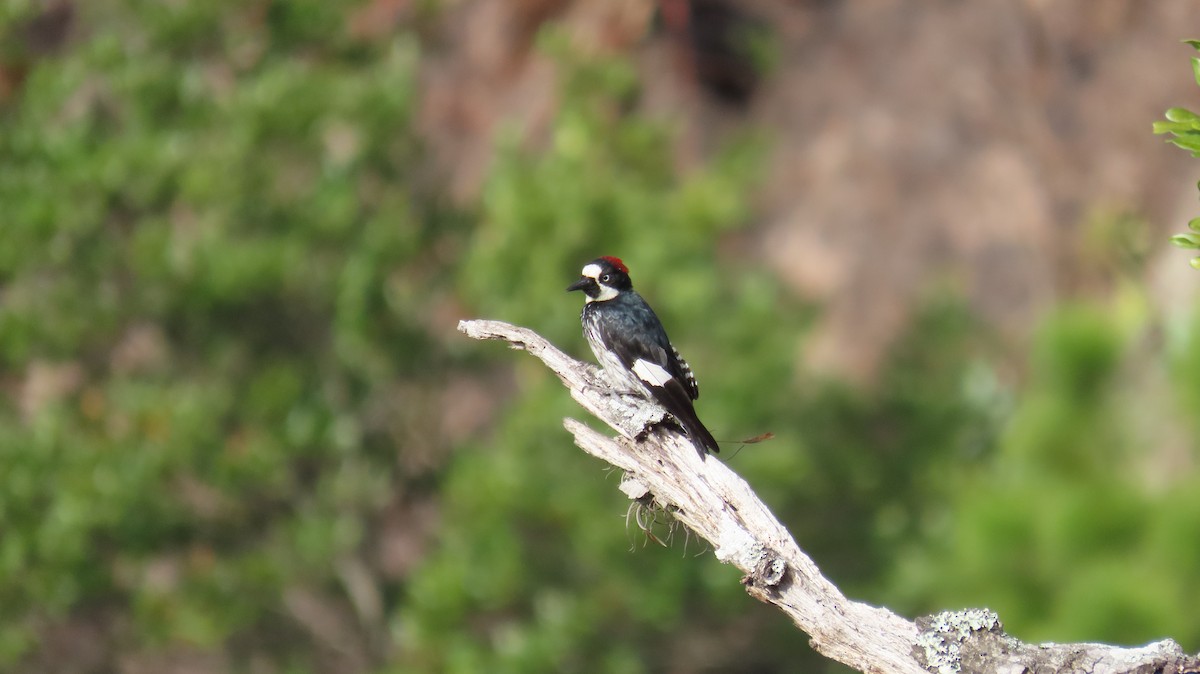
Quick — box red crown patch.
[599,256,628,274]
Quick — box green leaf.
[1170,233,1200,249]
[1154,120,1194,135]
[1166,107,1200,123]
[1190,256,1200,270]
[1192,56,1200,88]
[1189,217,1200,232]
[1167,134,1200,153]
[1184,39,1200,51]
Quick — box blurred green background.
[2,1,1200,672]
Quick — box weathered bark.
[458,318,1200,674]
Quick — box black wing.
[669,345,699,400]
[595,300,718,455]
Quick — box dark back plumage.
[583,291,699,400]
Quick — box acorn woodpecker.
[567,256,719,457]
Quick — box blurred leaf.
[1161,46,1200,265]
[1167,132,1200,154]
[1170,233,1200,249]
[1154,120,1198,134]
[1166,107,1200,123]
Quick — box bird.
[567,256,719,457]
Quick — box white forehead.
[581,263,602,279]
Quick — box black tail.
[669,401,718,458]
[683,415,720,458]
[644,376,720,458]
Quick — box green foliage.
[888,301,1200,650]
[1155,39,1200,268]
[0,0,452,668]
[773,297,1005,596]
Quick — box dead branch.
[458,318,1200,674]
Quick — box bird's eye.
[600,274,611,283]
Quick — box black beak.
[566,277,592,292]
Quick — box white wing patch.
[632,358,673,387]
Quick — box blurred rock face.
[419,0,1197,380]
